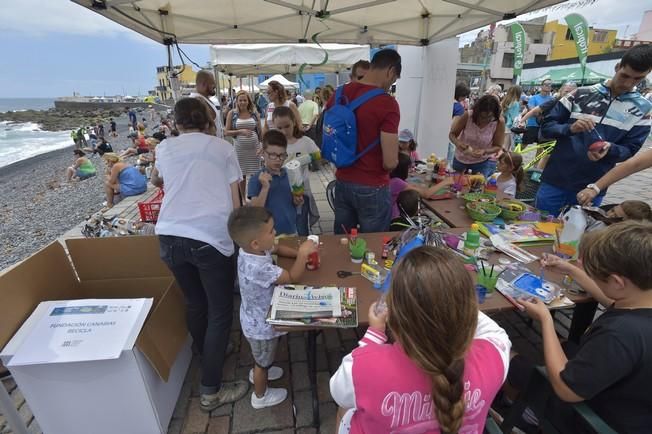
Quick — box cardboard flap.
[0,242,80,350]
[66,236,171,281]
[136,282,187,381]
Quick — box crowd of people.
[52,43,652,433]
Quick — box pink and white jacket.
[329,312,511,434]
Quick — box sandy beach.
[0,115,136,270]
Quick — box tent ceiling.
[72,0,566,46]
[210,43,370,75]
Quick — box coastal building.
[155,65,197,101]
[543,20,617,60]
[459,16,550,90]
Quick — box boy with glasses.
[248,130,302,236]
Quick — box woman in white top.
[262,80,301,137]
[151,97,248,412]
[273,105,321,235]
[225,90,262,203]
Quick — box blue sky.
[1,0,649,98]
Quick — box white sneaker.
[248,366,283,384]
[251,387,287,409]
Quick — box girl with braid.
[330,247,511,433]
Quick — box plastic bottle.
[464,223,481,256]
[381,236,390,259]
[350,228,358,243]
[556,206,587,260]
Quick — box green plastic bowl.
[466,201,502,222]
[462,192,496,204]
[497,199,528,220]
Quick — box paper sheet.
[8,298,152,366]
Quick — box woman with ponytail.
[330,246,511,433]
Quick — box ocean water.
[0,98,71,168]
[0,98,55,113]
[0,121,71,168]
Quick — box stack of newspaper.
[266,286,358,328]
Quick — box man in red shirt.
[328,49,401,233]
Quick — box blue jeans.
[296,194,316,236]
[158,235,235,395]
[452,158,494,179]
[333,180,391,234]
[535,182,604,216]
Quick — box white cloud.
[0,0,155,44]
[457,0,652,46]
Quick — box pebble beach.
[0,117,134,270]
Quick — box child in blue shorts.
[248,130,303,236]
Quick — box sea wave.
[0,122,71,168]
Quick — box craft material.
[554,206,587,260]
[381,237,390,259]
[349,238,366,263]
[306,235,320,271]
[466,201,502,222]
[489,234,539,263]
[284,159,305,199]
[495,265,573,308]
[475,285,487,304]
[361,263,387,288]
[463,224,481,256]
[340,237,349,245]
[350,227,358,243]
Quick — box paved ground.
[3,150,652,434]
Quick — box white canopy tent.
[73,0,565,157]
[72,0,564,47]
[210,43,370,76]
[259,74,300,89]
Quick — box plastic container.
[555,205,587,260]
[306,235,320,270]
[381,237,390,260]
[466,202,502,222]
[137,189,164,223]
[464,223,481,256]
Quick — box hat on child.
[398,129,414,142]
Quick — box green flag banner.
[510,23,526,80]
[565,13,589,81]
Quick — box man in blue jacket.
[536,45,652,215]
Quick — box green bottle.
[464,223,480,255]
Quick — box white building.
[487,19,550,89]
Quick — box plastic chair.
[515,168,543,204]
[499,366,617,434]
[326,180,336,212]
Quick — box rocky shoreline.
[0,116,135,271]
[0,107,131,132]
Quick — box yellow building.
[544,20,617,61]
[155,65,197,101]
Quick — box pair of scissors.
[337,270,361,278]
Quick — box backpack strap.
[334,85,347,105]
[348,88,386,111]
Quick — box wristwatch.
[586,183,601,195]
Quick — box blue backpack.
[322,85,385,168]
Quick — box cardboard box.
[0,236,191,434]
